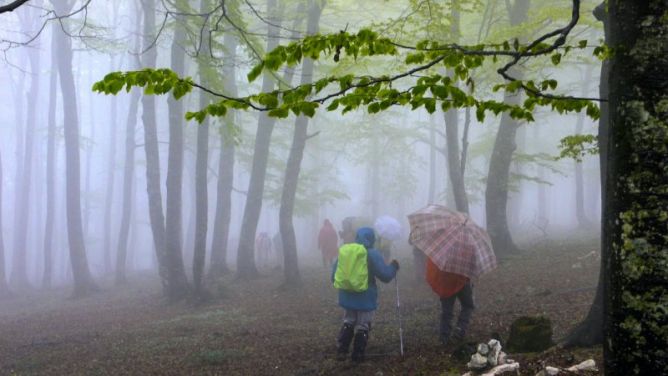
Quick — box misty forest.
[0,0,666,375]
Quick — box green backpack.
[333,243,369,292]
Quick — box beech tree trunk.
[53,0,97,297]
[42,23,58,289]
[140,0,170,294]
[11,17,40,289]
[209,29,239,278]
[574,65,595,227]
[603,1,667,373]
[0,150,8,296]
[164,21,190,299]
[235,0,283,279]
[484,0,529,256]
[279,0,323,287]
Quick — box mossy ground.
[0,237,602,375]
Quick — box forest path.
[0,237,602,375]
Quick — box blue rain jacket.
[332,227,398,311]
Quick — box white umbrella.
[374,215,402,241]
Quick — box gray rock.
[487,340,502,366]
[467,353,489,370]
[477,343,490,355]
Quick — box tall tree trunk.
[192,98,209,297]
[427,114,437,203]
[444,1,469,214]
[53,0,97,297]
[115,88,140,284]
[604,1,668,373]
[236,0,283,279]
[103,69,119,275]
[279,0,324,287]
[43,23,58,289]
[562,3,609,348]
[0,150,9,296]
[192,0,214,296]
[574,65,595,227]
[140,0,170,294]
[484,0,529,256]
[11,27,40,289]
[209,31,238,278]
[163,21,190,299]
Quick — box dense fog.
[0,1,602,290]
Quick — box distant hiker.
[332,227,399,362]
[255,232,272,269]
[339,216,373,244]
[318,219,339,267]
[425,255,475,345]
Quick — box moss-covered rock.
[506,316,553,353]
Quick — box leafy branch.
[93,0,600,124]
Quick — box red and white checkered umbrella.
[408,205,496,278]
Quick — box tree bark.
[11,11,41,289]
[53,0,97,297]
[42,23,59,289]
[484,0,529,256]
[140,0,170,294]
[574,65,595,227]
[444,1,469,214]
[0,150,9,296]
[115,88,140,284]
[209,30,239,278]
[603,1,667,373]
[164,18,190,299]
[279,0,323,287]
[235,0,284,279]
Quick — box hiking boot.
[336,323,354,361]
[351,330,369,363]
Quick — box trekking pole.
[395,274,404,357]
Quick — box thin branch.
[0,0,29,14]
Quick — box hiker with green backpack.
[332,227,400,362]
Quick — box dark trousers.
[440,282,475,339]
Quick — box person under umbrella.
[408,204,497,345]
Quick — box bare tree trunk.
[11,22,40,289]
[140,0,170,294]
[236,0,284,279]
[115,87,140,285]
[164,20,190,299]
[443,2,469,214]
[53,0,97,297]
[42,24,58,289]
[103,72,118,275]
[209,32,238,278]
[279,0,323,288]
[484,0,529,256]
[192,97,209,297]
[574,65,595,228]
[0,150,9,296]
[428,114,437,203]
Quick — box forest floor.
[0,235,602,375]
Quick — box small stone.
[487,340,502,366]
[545,366,560,375]
[467,353,488,370]
[497,351,507,364]
[477,343,490,355]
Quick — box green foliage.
[557,134,599,162]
